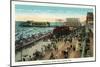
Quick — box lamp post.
[19,33,23,61]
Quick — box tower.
[86,12,93,24]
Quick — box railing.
[16,32,52,50]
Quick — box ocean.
[15,21,63,41]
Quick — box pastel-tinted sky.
[16,4,93,15]
[15,4,93,22]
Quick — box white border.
[11,1,96,66]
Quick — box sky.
[15,4,93,22]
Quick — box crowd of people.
[16,26,93,62]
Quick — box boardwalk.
[15,25,93,61]
[42,38,81,60]
[16,32,52,50]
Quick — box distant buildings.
[64,18,81,27]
